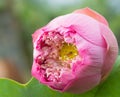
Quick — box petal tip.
[73,7,109,26]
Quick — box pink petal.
[99,23,118,80]
[31,61,41,81]
[62,33,106,93]
[46,13,106,48]
[64,73,101,93]
[73,7,108,26]
[32,28,45,43]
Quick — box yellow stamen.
[59,43,78,60]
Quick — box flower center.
[36,31,79,83]
[59,43,78,61]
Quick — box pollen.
[59,43,78,60]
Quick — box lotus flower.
[31,8,118,93]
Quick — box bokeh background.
[0,0,120,83]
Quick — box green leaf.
[0,79,26,97]
[25,78,98,97]
[0,56,120,97]
[0,78,97,97]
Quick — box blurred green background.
[0,0,120,83]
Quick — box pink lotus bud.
[31,7,118,93]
